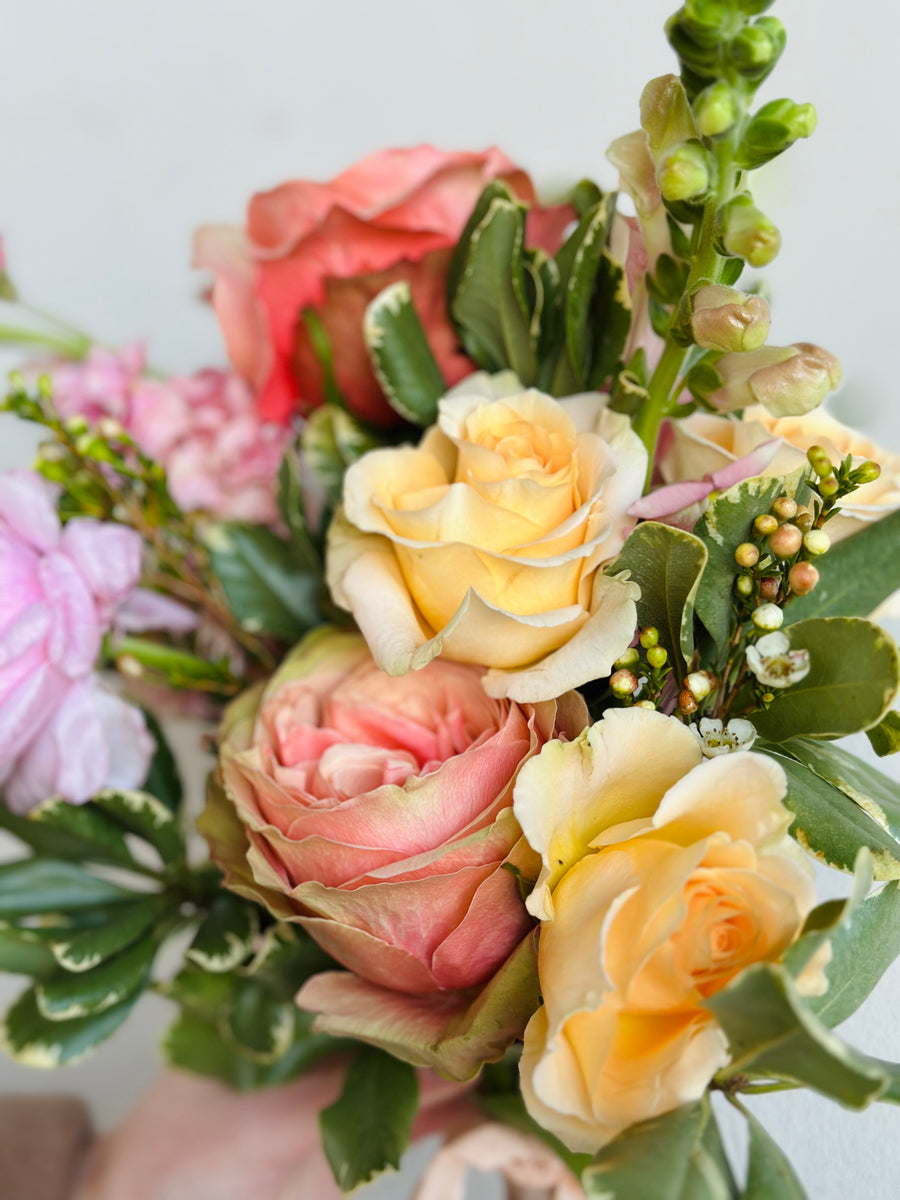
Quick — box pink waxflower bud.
[690,284,770,352]
[709,343,842,417]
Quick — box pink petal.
[0,470,60,553]
[115,589,198,634]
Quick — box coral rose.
[200,626,587,1078]
[193,146,574,427]
[326,373,646,704]
[513,708,814,1153]
[659,406,900,541]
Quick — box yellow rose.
[661,406,900,542]
[513,708,814,1153]
[327,373,647,703]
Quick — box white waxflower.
[746,631,811,689]
[692,717,757,757]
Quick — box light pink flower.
[48,346,289,524]
[0,470,190,812]
[201,626,588,1078]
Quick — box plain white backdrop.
[1,1,899,1195]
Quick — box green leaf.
[224,977,296,1063]
[583,1098,731,1200]
[743,1112,808,1199]
[762,749,900,879]
[364,281,446,425]
[301,406,381,513]
[707,963,889,1107]
[450,196,535,382]
[0,984,141,1067]
[36,935,156,1020]
[205,521,321,642]
[27,798,134,867]
[0,799,131,867]
[299,308,346,410]
[92,789,184,864]
[141,711,184,813]
[186,893,259,973]
[866,711,900,757]
[587,253,633,391]
[559,197,615,386]
[750,618,899,742]
[49,897,166,973]
[276,443,323,569]
[0,859,133,918]
[783,510,900,623]
[446,179,516,302]
[611,521,708,667]
[0,927,58,978]
[320,1046,419,1192]
[694,473,798,662]
[785,738,900,846]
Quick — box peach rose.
[326,373,646,704]
[659,406,900,541]
[193,147,573,427]
[200,625,587,1078]
[513,708,814,1152]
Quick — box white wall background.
[1,1,899,1195]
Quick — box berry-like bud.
[65,415,90,437]
[614,647,641,670]
[758,576,780,601]
[788,561,819,596]
[639,627,660,648]
[735,542,760,567]
[852,460,882,486]
[752,602,784,631]
[804,529,831,556]
[769,523,803,558]
[658,141,712,203]
[694,81,740,137]
[678,689,699,714]
[690,284,770,353]
[709,343,842,417]
[736,574,755,596]
[635,700,657,711]
[772,497,797,521]
[806,445,833,477]
[717,194,781,267]
[647,646,669,669]
[818,476,839,499]
[685,671,713,701]
[795,511,814,532]
[753,514,779,538]
[611,669,640,698]
[116,655,145,679]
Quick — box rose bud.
[690,284,770,352]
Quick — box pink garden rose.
[200,625,588,1078]
[49,346,289,524]
[193,146,575,427]
[0,470,192,812]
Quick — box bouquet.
[1,2,899,1196]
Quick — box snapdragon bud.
[788,561,819,595]
[658,141,712,202]
[769,523,803,558]
[752,602,784,631]
[693,81,740,136]
[717,194,781,267]
[738,98,818,169]
[804,529,831,556]
[708,343,842,418]
[732,17,786,80]
[690,284,771,352]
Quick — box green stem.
[0,324,90,358]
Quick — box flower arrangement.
[1,2,899,1197]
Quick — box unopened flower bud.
[736,574,755,596]
[758,576,780,601]
[732,18,786,79]
[708,343,841,418]
[678,689,699,714]
[769,523,803,558]
[738,98,817,169]
[806,445,833,477]
[717,194,781,267]
[614,647,641,670]
[635,700,657,711]
[772,497,797,521]
[690,284,770,352]
[658,142,712,203]
[752,602,784,631]
[694,81,740,137]
[65,415,90,437]
[647,646,669,669]
[97,417,125,441]
[852,460,882,486]
[788,561,819,595]
[818,476,839,498]
[735,542,760,567]
[610,669,640,698]
[795,511,814,532]
[804,529,830,556]
[639,627,660,648]
[116,655,145,679]
[753,513,779,538]
[685,671,713,701]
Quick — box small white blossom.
[692,717,757,758]
[746,631,811,689]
